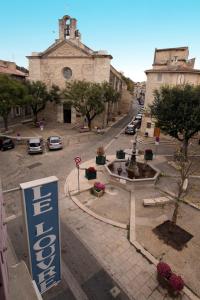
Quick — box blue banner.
[20,177,61,294]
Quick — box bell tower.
[59,15,81,41]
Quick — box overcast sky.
[1,0,200,81]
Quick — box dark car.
[0,137,15,151]
[125,125,136,135]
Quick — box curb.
[68,189,128,230]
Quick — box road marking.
[110,286,121,298]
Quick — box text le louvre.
[20,177,61,294]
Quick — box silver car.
[28,138,43,154]
[47,136,63,150]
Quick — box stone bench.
[143,196,171,207]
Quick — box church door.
[63,109,71,123]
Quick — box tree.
[101,82,121,124]
[0,74,26,131]
[121,74,135,94]
[49,84,62,104]
[150,84,200,160]
[159,152,192,229]
[63,80,105,129]
[24,81,50,125]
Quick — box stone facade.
[27,15,132,128]
[142,47,200,137]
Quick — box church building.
[27,15,132,127]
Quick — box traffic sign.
[74,156,81,166]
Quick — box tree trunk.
[33,113,38,125]
[182,139,189,161]
[87,118,92,130]
[3,116,8,131]
[171,201,179,225]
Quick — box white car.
[28,138,44,154]
[47,136,63,150]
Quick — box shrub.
[157,262,172,279]
[87,167,96,173]
[97,146,105,156]
[169,273,184,291]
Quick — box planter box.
[144,150,153,160]
[116,150,125,159]
[96,156,106,165]
[91,188,104,197]
[85,170,97,180]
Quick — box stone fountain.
[105,130,160,187]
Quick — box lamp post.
[126,129,139,178]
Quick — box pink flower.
[169,273,184,291]
[157,262,172,279]
[94,182,105,192]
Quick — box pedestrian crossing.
[136,136,177,145]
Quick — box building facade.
[27,15,132,128]
[142,47,200,137]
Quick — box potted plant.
[168,273,184,297]
[85,167,97,180]
[157,262,172,287]
[96,146,106,165]
[156,262,184,297]
[144,149,153,160]
[116,149,125,159]
[91,182,105,197]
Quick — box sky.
[1,0,200,81]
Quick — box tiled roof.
[0,66,27,77]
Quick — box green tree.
[150,84,200,160]
[63,80,105,129]
[49,84,62,104]
[24,81,50,125]
[121,75,135,94]
[0,74,26,131]
[101,82,121,124]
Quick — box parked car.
[47,136,63,150]
[134,114,142,121]
[125,125,136,135]
[133,119,141,129]
[0,137,15,151]
[28,138,44,154]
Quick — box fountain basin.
[105,159,160,188]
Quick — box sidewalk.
[63,155,198,300]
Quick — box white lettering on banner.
[22,181,60,293]
[33,235,56,251]
[33,199,53,216]
[36,244,55,261]
[32,186,51,201]
[37,255,55,270]
[40,276,56,293]
[35,222,53,237]
[38,266,56,284]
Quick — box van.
[28,138,43,154]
